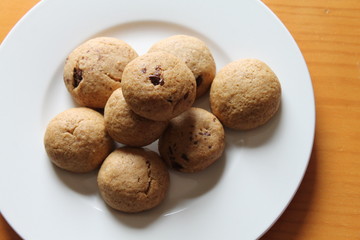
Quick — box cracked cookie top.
[97,147,170,213]
[44,107,114,173]
[63,37,138,108]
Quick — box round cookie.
[104,88,168,147]
[158,107,225,173]
[44,107,114,173]
[148,35,216,98]
[121,51,196,121]
[210,59,281,130]
[63,37,138,108]
[97,147,170,213]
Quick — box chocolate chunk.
[141,67,147,73]
[155,65,162,71]
[181,153,189,161]
[168,146,173,155]
[73,68,83,88]
[171,161,184,170]
[196,75,203,87]
[149,72,164,86]
[183,92,189,99]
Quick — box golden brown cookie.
[148,35,216,98]
[158,107,225,173]
[63,37,138,108]
[44,107,114,173]
[210,59,281,130]
[97,147,170,213]
[104,88,168,147]
[121,51,196,121]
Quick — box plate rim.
[0,0,316,239]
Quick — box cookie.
[63,37,138,108]
[158,107,225,173]
[148,35,216,98]
[44,107,114,173]
[121,51,196,121]
[97,147,170,213]
[209,59,281,130]
[104,88,168,147]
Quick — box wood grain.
[1,0,359,239]
[260,0,360,239]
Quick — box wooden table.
[1,0,359,239]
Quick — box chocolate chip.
[149,72,164,86]
[168,146,173,155]
[181,153,189,161]
[196,75,203,86]
[183,92,189,99]
[167,99,173,103]
[141,67,147,73]
[73,68,83,88]
[171,161,184,170]
[155,65,162,71]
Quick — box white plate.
[0,0,315,239]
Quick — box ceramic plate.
[0,0,315,239]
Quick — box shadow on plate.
[50,157,99,195]
[225,101,283,148]
[260,140,318,239]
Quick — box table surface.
[1,0,359,239]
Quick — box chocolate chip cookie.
[104,88,168,147]
[121,51,196,121]
[97,147,170,213]
[210,59,281,130]
[158,107,225,173]
[148,35,216,98]
[63,37,138,108]
[44,107,114,173]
